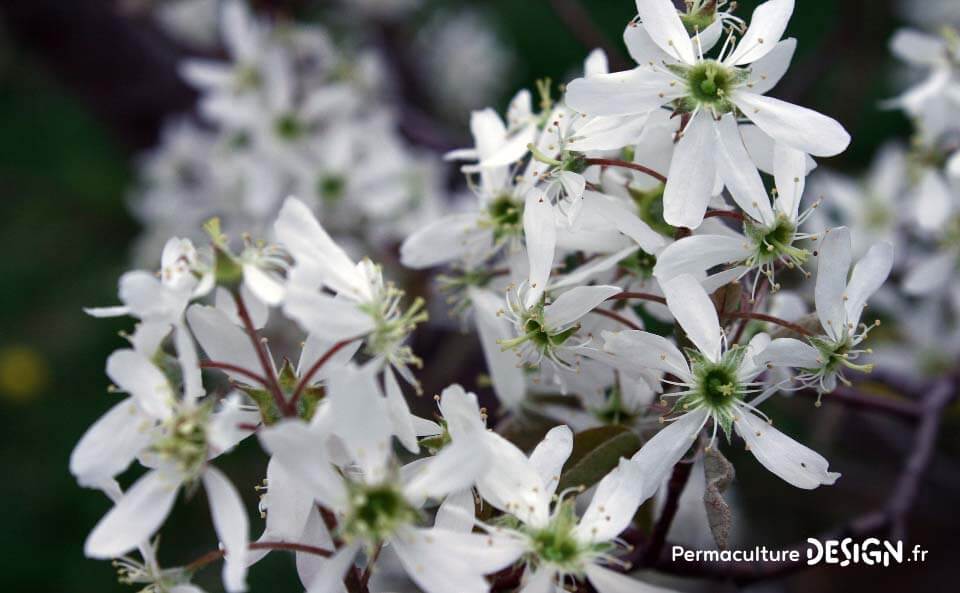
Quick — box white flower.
[275,197,427,388]
[259,369,518,593]
[472,426,669,593]
[499,284,623,372]
[605,274,840,490]
[76,347,256,592]
[762,227,893,393]
[565,0,849,228]
[903,169,960,297]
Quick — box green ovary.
[343,484,416,542]
[485,194,523,242]
[677,60,741,114]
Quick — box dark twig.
[199,360,269,387]
[185,540,332,573]
[607,291,668,306]
[722,311,814,337]
[642,461,693,566]
[590,308,643,331]
[584,158,668,184]
[232,289,286,413]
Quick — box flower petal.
[544,285,622,329]
[733,91,850,157]
[814,227,852,341]
[528,425,574,497]
[663,114,716,228]
[631,409,708,499]
[653,234,752,282]
[602,330,691,380]
[202,466,249,592]
[715,114,775,226]
[662,274,723,362]
[635,0,696,63]
[725,0,795,66]
[523,189,558,308]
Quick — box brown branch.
[232,289,287,414]
[722,311,813,337]
[584,158,667,184]
[796,385,922,422]
[199,360,269,387]
[703,209,746,223]
[642,461,693,566]
[590,308,642,331]
[185,540,332,573]
[607,291,668,306]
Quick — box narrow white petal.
[476,433,550,527]
[715,115,775,226]
[635,0,696,63]
[326,367,394,480]
[773,142,808,221]
[106,349,173,420]
[725,0,795,65]
[602,330,691,380]
[653,235,752,282]
[528,425,574,497]
[384,367,420,454]
[844,242,893,329]
[913,170,954,232]
[890,29,946,65]
[814,227,852,341]
[576,458,644,543]
[435,489,477,532]
[582,191,667,253]
[242,264,285,306]
[663,114,716,228]
[70,397,153,488]
[734,408,840,489]
[586,564,675,593]
[519,567,557,593]
[544,285,622,329]
[523,189,557,308]
[564,69,677,116]
[84,469,181,558]
[470,288,527,409]
[743,38,796,95]
[283,288,375,341]
[662,274,723,362]
[305,542,360,593]
[903,250,957,295]
[631,409,708,499]
[202,467,249,592]
[733,91,850,157]
[403,436,490,502]
[400,213,486,269]
[258,420,348,511]
[757,337,822,369]
[187,305,261,380]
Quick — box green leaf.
[557,426,642,492]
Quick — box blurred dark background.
[0,0,955,592]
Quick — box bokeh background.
[0,0,956,592]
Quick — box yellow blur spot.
[0,346,50,403]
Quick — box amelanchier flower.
[259,366,522,593]
[653,141,819,291]
[73,346,257,593]
[761,227,894,394]
[275,196,427,388]
[565,0,849,228]
[903,169,960,298]
[473,425,672,593]
[605,274,840,491]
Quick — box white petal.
[635,0,695,63]
[743,38,797,95]
[715,115,775,226]
[84,469,180,558]
[327,367,394,480]
[913,170,954,232]
[262,457,315,541]
[757,337,822,369]
[70,397,153,488]
[400,213,486,269]
[725,0,794,65]
[296,334,361,381]
[630,408,708,499]
[890,29,946,65]
[242,264,284,306]
[175,321,204,402]
[470,288,527,409]
[202,467,249,592]
[623,22,673,65]
[187,305,261,381]
[602,330,691,380]
[523,189,557,308]
[733,92,850,157]
[586,564,674,593]
[438,383,485,439]
[814,227,852,341]
[435,489,477,532]
[476,433,550,527]
[576,458,644,543]
[384,367,420,454]
[844,242,893,329]
[258,420,348,511]
[403,436,490,502]
[773,142,808,221]
[305,542,360,593]
[653,234,751,282]
[544,285,622,329]
[662,274,723,362]
[584,48,609,77]
[564,69,677,116]
[283,288,375,341]
[663,114,716,228]
[528,425,574,497]
[581,191,667,253]
[734,407,840,489]
[106,349,173,420]
[518,567,557,593]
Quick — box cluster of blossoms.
[74,0,960,592]
[132,0,503,263]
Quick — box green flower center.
[274,113,304,140]
[525,501,595,572]
[151,405,211,477]
[485,194,524,242]
[744,215,809,269]
[343,483,417,542]
[317,174,346,203]
[672,60,744,114]
[676,347,749,441]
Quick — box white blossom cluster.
[73,1,957,592]
[132,0,445,263]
